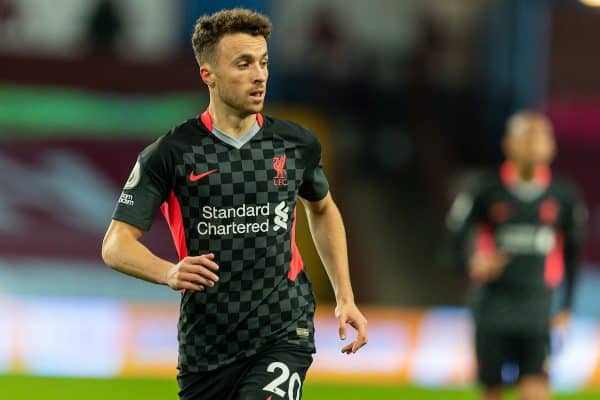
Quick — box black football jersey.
[112,111,329,371]
[445,162,586,332]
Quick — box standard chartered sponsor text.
[197,202,288,235]
[496,224,555,255]
[198,220,269,235]
[203,204,269,219]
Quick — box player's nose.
[252,63,267,82]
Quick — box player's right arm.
[442,178,508,283]
[102,220,219,291]
[101,134,218,291]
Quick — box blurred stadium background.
[1,0,600,398]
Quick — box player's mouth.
[249,90,265,101]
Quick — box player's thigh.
[177,361,248,400]
[516,331,550,379]
[475,326,510,387]
[236,347,313,400]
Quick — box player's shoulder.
[470,168,501,196]
[140,118,199,157]
[262,115,319,145]
[551,173,578,190]
[551,173,584,201]
[162,118,202,144]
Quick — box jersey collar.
[500,161,552,189]
[199,110,263,133]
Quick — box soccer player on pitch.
[101,8,367,400]
[444,111,586,400]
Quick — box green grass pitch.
[0,375,598,399]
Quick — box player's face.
[504,118,556,166]
[212,33,268,116]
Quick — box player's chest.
[484,189,562,227]
[483,190,563,255]
[173,137,303,205]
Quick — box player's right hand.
[468,251,509,284]
[165,253,220,291]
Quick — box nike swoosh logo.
[189,169,218,182]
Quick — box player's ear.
[200,64,215,88]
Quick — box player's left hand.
[552,310,571,329]
[335,302,368,354]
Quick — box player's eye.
[261,60,269,68]
[238,62,249,69]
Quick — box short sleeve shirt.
[112,112,329,371]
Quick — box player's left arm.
[554,185,588,328]
[300,193,368,354]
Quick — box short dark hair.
[506,110,553,136]
[192,8,272,65]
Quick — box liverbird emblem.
[272,154,287,186]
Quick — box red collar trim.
[500,161,551,188]
[199,110,263,133]
[200,110,213,132]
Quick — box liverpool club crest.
[273,154,287,186]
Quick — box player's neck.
[207,102,257,140]
[516,162,536,182]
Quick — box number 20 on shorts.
[262,362,302,400]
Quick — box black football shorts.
[177,342,313,400]
[475,326,550,387]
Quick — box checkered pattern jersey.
[444,163,586,332]
[112,113,330,372]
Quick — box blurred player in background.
[444,111,587,400]
[101,8,367,400]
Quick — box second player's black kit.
[445,162,586,385]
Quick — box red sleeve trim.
[474,223,496,257]
[545,231,564,288]
[288,207,304,281]
[160,191,188,260]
